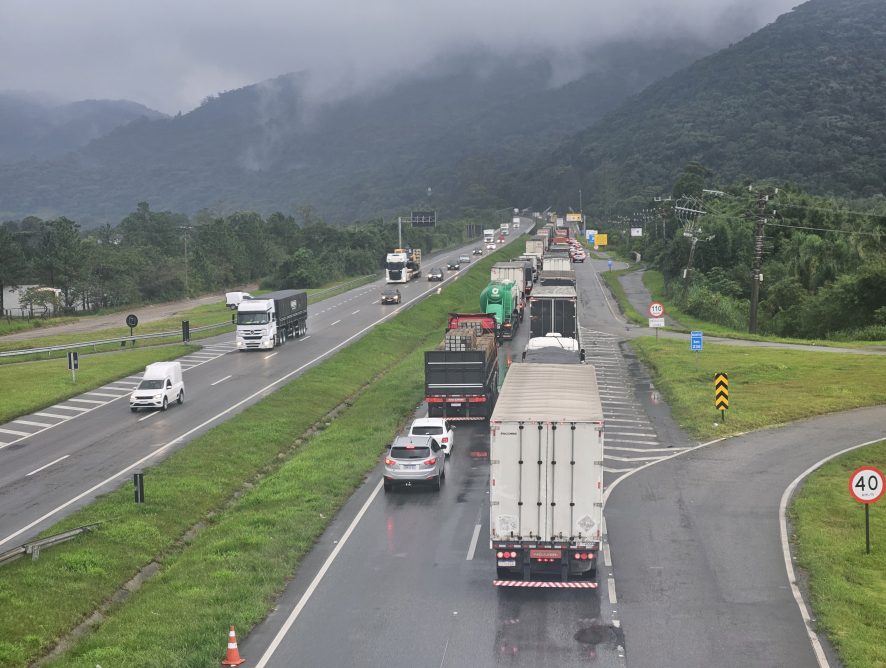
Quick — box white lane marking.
[606,430,658,437]
[603,541,612,568]
[605,438,661,446]
[606,446,686,453]
[255,480,384,668]
[86,392,126,399]
[27,455,69,476]
[605,417,652,424]
[608,577,618,605]
[778,439,883,668]
[14,419,55,428]
[211,375,232,386]
[466,523,482,560]
[605,454,666,462]
[0,278,447,547]
[604,466,636,473]
[34,412,71,420]
[330,320,341,326]
[0,427,31,437]
[264,352,278,359]
[67,398,105,405]
[53,405,89,412]
[138,411,159,423]
[351,310,360,315]
[299,335,311,342]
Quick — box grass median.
[0,345,198,424]
[0,244,511,667]
[789,441,886,668]
[630,337,886,441]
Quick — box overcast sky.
[1,0,799,115]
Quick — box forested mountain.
[0,43,709,225]
[0,92,166,164]
[519,0,886,213]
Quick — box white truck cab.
[130,362,184,412]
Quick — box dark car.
[472,248,483,255]
[427,267,445,281]
[447,261,461,271]
[381,288,402,304]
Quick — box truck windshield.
[138,379,164,390]
[237,312,269,325]
[386,261,405,270]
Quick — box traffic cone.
[221,625,245,666]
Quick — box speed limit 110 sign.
[849,466,884,504]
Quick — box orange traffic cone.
[221,625,245,666]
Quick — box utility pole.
[748,190,768,334]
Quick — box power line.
[763,221,883,236]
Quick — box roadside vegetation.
[0,242,512,668]
[629,338,886,442]
[0,345,198,424]
[790,441,886,668]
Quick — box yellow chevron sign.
[714,373,729,410]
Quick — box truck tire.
[177,390,184,405]
[161,397,168,411]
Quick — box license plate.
[529,549,562,559]
[451,403,462,407]
[497,560,516,567]
[404,464,418,470]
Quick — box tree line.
[603,169,886,341]
[0,202,483,316]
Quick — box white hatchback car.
[408,417,455,455]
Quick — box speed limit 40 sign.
[850,466,884,504]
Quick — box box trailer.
[490,364,604,586]
[529,285,577,339]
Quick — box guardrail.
[0,522,102,567]
[0,320,232,359]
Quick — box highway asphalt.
[0,235,517,549]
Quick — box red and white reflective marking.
[493,580,598,588]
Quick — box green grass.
[0,345,198,424]
[790,441,886,668]
[0,242,514,668]
[0,315,80,337]
[630,337,886,441]
[600,266,646,325]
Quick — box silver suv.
[383,435,446,492]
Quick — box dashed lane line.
[26,455,69,477]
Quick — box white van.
[130,361,184,412]
[225,291,253,309]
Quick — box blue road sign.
[691,331,703,351]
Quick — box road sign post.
[714,372,728,421]
[849,466,884,554]
[648,302,665,339]
[126,314,139,346]
[67,351,79,384]
[691,331,703,367]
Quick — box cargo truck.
[484,228,496,243]
[490,261,533,297]
[424,313,499,421]
[542,255,572,272]
[385,248,422,283]
[480,280,521,339]
[529,285,578,340]
[521,335,585,364]
[525,237,545,261]
[235,289,308,350]
[490,364,604,586]
[538,269,576,287]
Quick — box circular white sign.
[648,302,665,318]
[850,467,884,504]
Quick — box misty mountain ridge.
[0,40,713,225]
[0,92,167,164]
[520,0,886,212]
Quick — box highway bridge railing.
[0,320,232,360]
